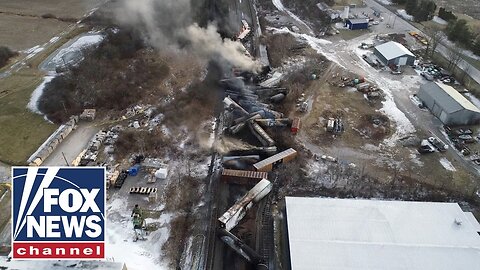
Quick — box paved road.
[368,0,480,86]
[42,123,98,166]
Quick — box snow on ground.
[27,33,105,114]
[432,16,447,25]
[271,0,314,35]
[350,45,418,146]
[268,27,337,64]
[397,9,413,21]
[465,93,480,108]
[23,45,44,60]
[409,151,424,167]
[27,74,55,114]
[377,0,392,4]
[49,36,60,44]
[439,157,456,172]
[269,27,417,146]
[48,33,104,69]
[106,194,171,270]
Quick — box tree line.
[392,0,480,56]
[38,28,170,123]
[0,46,17,68]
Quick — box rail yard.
[1,0,480,269]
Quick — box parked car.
[418,139,435,154]
[418,145,435,154]
[459,135,476,144]
[421,72,434,81]
[428,136,448,151]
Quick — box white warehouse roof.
[285,197,480,270]
[375,41,414,60]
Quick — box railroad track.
[203,107,225,270]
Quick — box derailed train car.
[218,179,272,231]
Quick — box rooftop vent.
[454,218,463,226]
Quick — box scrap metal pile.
[332,75,383,101]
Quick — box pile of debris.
[222,76,294,151]
[444,126,479,158]
[333,75,382,101]
[417,62,455,83]
[217,70,299,267]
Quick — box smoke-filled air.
[115,0,260,72]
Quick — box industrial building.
[284,197,480,270]
[373,41,415,66]
[417,82,480,125]
[345,18,369,30]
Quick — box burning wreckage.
[215,65,299,267]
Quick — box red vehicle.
[291,117,301,134]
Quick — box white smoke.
[185,23,261,72]
[115,0,260,72]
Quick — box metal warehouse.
[417,82,480,125]
[284,197,480,270]
[373,41,415,66]
[345,18,369,30]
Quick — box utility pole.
[62,152,69,166]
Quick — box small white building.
[374,41,415,66]
[285,197,480,270]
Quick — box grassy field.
[0,11,91,165]
[434,0,480,20]
[0,14,70,51]
[0,185,11,245]
[0,0,101,18]
[0,68,57,165]
[0,0,101,51]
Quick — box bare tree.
[447,48,463,72]
[424,27,445,58]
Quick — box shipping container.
[253,148,297,172]
[221,169,268,185]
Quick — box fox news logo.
[12,167,105,260]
